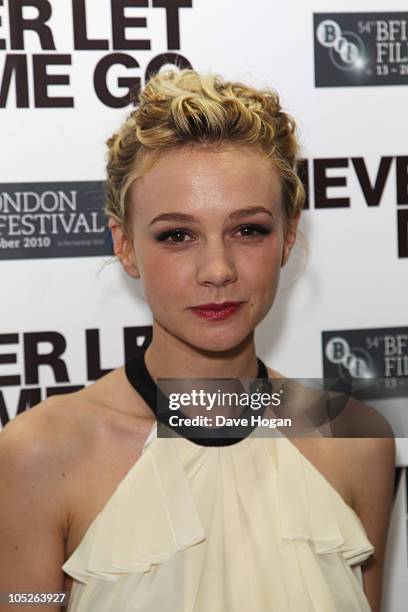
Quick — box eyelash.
[154,224,271,246]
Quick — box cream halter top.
[62,420,374,611]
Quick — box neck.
[144,321,259,382]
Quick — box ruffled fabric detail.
[62,426,375,611]
[62,436,206,584]
[275,435,374,566]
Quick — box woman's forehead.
[129,145,282,219]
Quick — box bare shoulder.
[1,385,107,455]
[345,435,396,510]
[1,357,158,486]
[267,364,395,438]
[329,391,395,438]
[7,358,149,428]
[0,364,138,485]
[0,393,82,465]
[0,391,99,512]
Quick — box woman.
[0,69,395,612]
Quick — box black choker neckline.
[124,347,272,447]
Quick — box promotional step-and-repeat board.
[1,1,407,609]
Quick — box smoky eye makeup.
[154,227,192,242]
[237,223,272,236]
[153,223,273,244]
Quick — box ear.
[281,211,301,267]
[108,217,140,279]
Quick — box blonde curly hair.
[105,68,306,240]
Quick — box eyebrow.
[149,206,275,226]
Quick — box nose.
[196,238,238,287]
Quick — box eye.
[154,223,271,246]
[235,224,271,239]
[155,228,194,245]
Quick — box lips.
[190,302,244,321]
[191,301,243,311]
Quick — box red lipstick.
[190,301,244,321]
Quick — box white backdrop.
[0,1,407,609]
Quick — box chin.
[154,311,258,354]
[181,328,254,355]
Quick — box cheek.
[240,249,282,316]
[241,239,283,283]
[140,251,193,300]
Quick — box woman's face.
[116,144,300,353]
